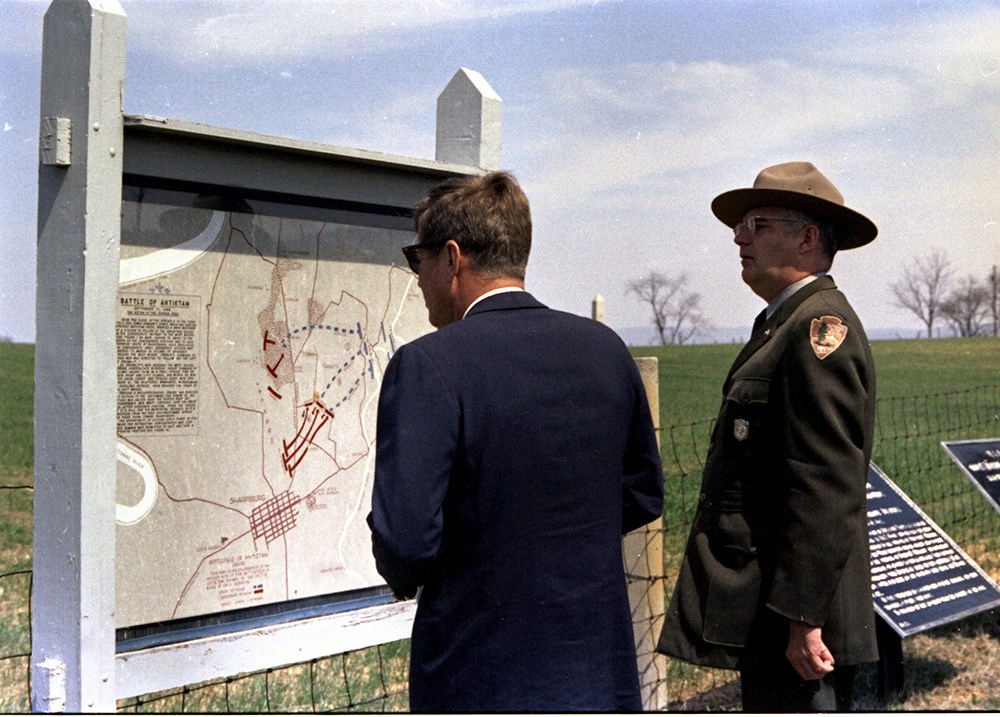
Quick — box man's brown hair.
[414,171,532,280]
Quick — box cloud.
[306,83,439,159]
[818,3,1000,87]
[122,0,591,66]
[509,3,1000,331]
[524,59,910,219]
[517,2,1000,222]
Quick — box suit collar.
[725,275,837,388]
[464,290,546,317]
[764,274,836,330]
[765,272,825,320]
[462,286,526,319]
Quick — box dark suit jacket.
[657,276,879,669]
[368,291,664,712]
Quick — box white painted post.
[32,0,126,712]
[436,68,502,170]
[592,293,605,323]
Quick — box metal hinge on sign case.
[40,117,72,167]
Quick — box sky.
[2,0,999,345]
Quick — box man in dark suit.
[657,162,879,711]
[368,171,664,712]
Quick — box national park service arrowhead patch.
[810,316,848,360]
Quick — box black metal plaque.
[942,439,1000,514]
[867,462,1000,637]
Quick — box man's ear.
[445,240,462,274]
[799,224,821,255]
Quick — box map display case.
[110,116,476,693]
[115,172,430,641]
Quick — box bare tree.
[989,265,999,337]
[890,250,953,338]
[940,275,991,337]
[627,271,705,345]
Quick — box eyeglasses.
[401,240,444,274]
[733,216,806,237]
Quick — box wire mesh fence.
[117,641,410,713]
[0,483,32,714]
[2,384,998,711]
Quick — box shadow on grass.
[854,652,959,711]
[852,610,1000,711]
[666,676,741,712]
[900,653,962,696]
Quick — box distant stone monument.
[592,293,605,323]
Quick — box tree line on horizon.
[628,253,1000,346]
[890,252,999,340]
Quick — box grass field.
[633,336,1000,428]
[0,343,33,486]
[2,338,999,711]
[0,342,33,712]
[634,337,1000,543]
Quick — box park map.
[114,196,429,629]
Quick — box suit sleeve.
[765,313,872,626]
[367,343,459,598]
[621,361,665,535]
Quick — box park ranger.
[657,161,879,711]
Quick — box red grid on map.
[251,490,301,548]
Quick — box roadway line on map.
[335,273,412,581]
[116,439,158,525]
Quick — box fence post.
[625,357,668,710]
[32,0,126,712]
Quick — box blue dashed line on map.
[330,377,363,409]
[280,323,356,349]
[271,323,372,408]
[321,349,363,399]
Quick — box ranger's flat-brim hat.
[711,161,877,250]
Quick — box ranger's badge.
[733,418,750,441]
[810,316,848,360]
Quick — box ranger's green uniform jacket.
[657,275,879,669]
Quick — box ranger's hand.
[786,620,835,681]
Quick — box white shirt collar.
[462,286,525,319]
[765,272,826,319]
